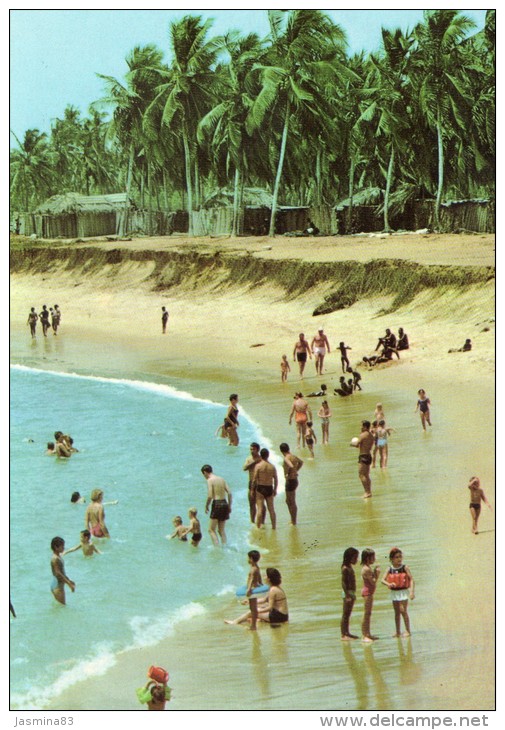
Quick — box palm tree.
[198,31,264,235]
[10,129,54,210]
[146,16,221,235]
[94,44,165,199]
[360,28,414,231]
[246,10,349,236]
[411,10,476,228]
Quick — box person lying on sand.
[448,338,471,353]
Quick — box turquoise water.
[10,366,266,709]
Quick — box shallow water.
[9,366,270,709]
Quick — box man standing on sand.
[252,448,278,530]
[311,328,331,375]
[293,333,312,378]
[280,442,303,525]
[202,465,232,546]
[350,420,374,499]
[243,442,264,524]
[161,306,169,334]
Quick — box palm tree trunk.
[182,121,194,236]
[194,158,200,209]
[125,144,135,198]
[232,166,241,237]
[348,156,355,234]
[384,146,395,232]
[269,101,291,237]
[435,115,444,230]
[163,170,169,210]
[315,148,322,206]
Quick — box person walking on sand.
[415,389,431,430]
[279,442,303,525]
[27,307,38,338]
[202,465,232,546]
[338,341,352,373]
[85,488,110,538]
[318,400,332,445]
[224,394,240,446]
[468,476,492,534]
[289,392,312,449]
[39,305,50,337]
[50,537,75,605]
[51,306,60,335]
[311,328,331,375]
[280,354,291,382]
[304,421,317,459]
[360,548,380,642]
[243,442,263,524]
[252,448,278,530]
[293,333,312,378]
[350,421,374,498]
[161,306,169,334]
[382,547,415,637]
[341,547,360,640]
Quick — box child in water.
[317,400,332,445]
[183,508,203,546]
[382,548,415,637]
[169,516,188,541]
[467,476,492,534]
[280,354,291,382]
[341,547,360,640]
[64,529,102,557]
[415,389,431,430]
[304,421,317,459]
[50,537,75,605]
[375,419,395,468]
[361,548,380,643]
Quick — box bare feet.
[401,632,411,638]
[363,493,372,499]
[362,636,374,643]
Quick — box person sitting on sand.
[448,338,472,353]
[397,328,409,350]
[334,376,352,397]
[64,529,102,557]
[225,568,288,626]
[85,488,110,538]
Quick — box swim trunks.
[269,609,288,624]
[285,478,298,492]
[296,352,307,362]
[90,524,105,537]
[305,438,314,446]
[358,454,372,466]
[256,485,274,499]
[469,503,481,512]
[210,500,230,521]
[191,533,202,543]
[314,346,326,356]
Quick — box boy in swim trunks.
[183,508,202,546]
[64,529,102,557]
[305,421,317,459]
[50,537,75,605]
[280,354,291,382]
[170,516,188,541]
[467,476,492,534]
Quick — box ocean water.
[9,365,268,710]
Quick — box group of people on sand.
[341,546,415,643]
[50,487,117,605]
[27,304,61,338]
[362,327,409,368]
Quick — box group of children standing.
[341,547,415,643]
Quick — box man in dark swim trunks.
[252,448,278,530]
[293,333,312,377]
[202,465,232,546]
[243,442,264,524]
[350,420,374,498]
[280,442,303,525]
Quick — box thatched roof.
[334,187,383,210]
[34,192,134,215]
[202,187,274,209]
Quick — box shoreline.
[10,238,495,711]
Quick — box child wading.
[340,547,359,640]
[360,548,380,642]
[382,548,415,637]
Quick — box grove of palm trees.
[10,9,495,234]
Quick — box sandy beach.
[10,232,495,713]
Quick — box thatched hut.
[32,193,135,238]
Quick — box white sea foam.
[128,602,206,649]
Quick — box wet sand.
[9,235,495,712]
